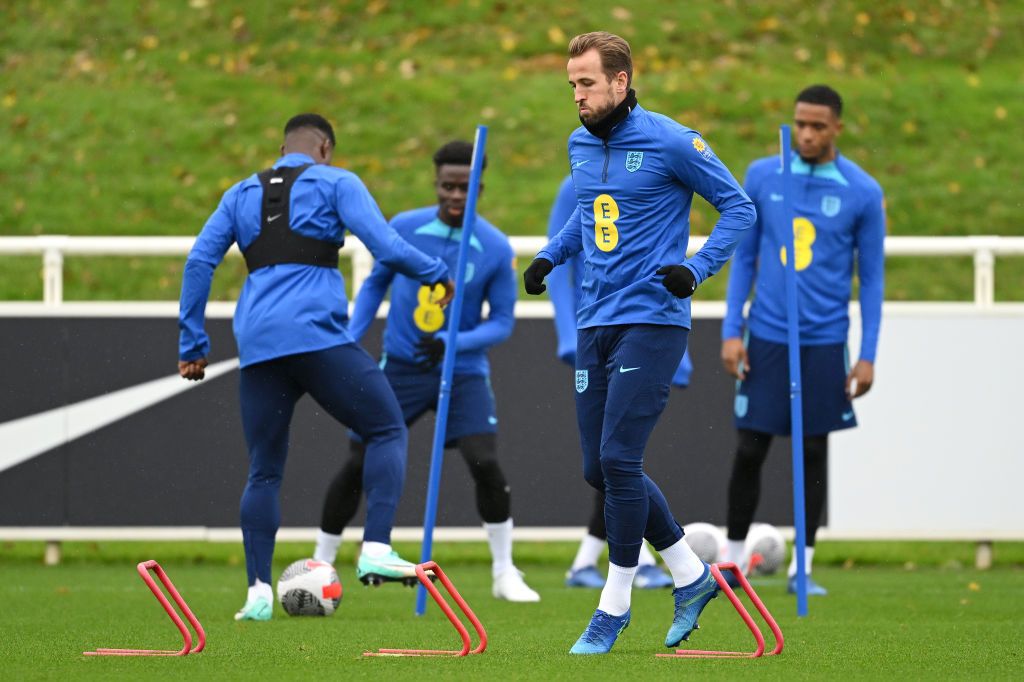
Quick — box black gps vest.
[242,164,342,273]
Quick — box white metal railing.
[2,235,1023,308]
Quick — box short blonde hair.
[568,31,632,88]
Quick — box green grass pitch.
[2,541,1022,679]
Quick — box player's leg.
[787,433,829,595]
[446,371,538,601]
[566,491,608,588]
[599,324,715,648]
[236,358,303,620]
[570,327,634,654]
[295,344,417,585]
[314,439,366,564]
[726,334,790,582]
[455,430,540,602]
[786,341,851,596]
[313,358,429,569]
[724,428,773,574]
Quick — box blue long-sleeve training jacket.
[722,152,886,362]
[348,206,516,377]
[538,105,756,331]
[178,153,449,367]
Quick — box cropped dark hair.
[432,140,487,170]
[568,31,633,88]
[284,113,336,146]
[796,85,843,118]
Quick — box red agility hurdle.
[365,561,487,657]
[657,562,784,659]
[84,560,206,657]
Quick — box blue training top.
[538,105,756,331]
[546,174,694,386]
[722,152,885,362]
[348,206,517,377]
[178,153,449,367]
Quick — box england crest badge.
[625,151,644,172]
[575,370,589,393]
[821,195,841,217]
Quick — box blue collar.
[790,152,849,186]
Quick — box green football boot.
[357,550,420,587]
[233,595,273,621]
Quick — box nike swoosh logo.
[619,366,641,373]
[267,213,283,222]
[842,411,854,421]
[571,159,590,169]
[0,358,239,474]
[770,193,784,202]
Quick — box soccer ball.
[277,559,343,616]
[745,523,786,575]
[683,522,726,564]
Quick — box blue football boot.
[633,564,673,589]
[565,565,606,589]
[787,574,828,596]
[569,609,631,655]
[664,563,719,648]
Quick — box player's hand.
[656,264,697,299]
[433,279,455,308]
[721,338,748,380]
[523,258,554,295]
[178,358,209,381]
[846,359,874,399]
[415,336,446,371]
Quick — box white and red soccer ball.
[276,559,342,616]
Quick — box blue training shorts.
[734,334,856,437]
[380,357,497,445]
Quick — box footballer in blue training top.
[548,173,688,593]
[315,141,540,602]
[178,114,452,621]
[720,85,886,598]
[524,32,756,655]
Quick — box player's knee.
[582,456,605,490]
[360,421,407,449]
[599,453,641,481]
[470,459,508,494]
[735,429,771,467]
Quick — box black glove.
[415,336,446,370]
[656,264,698,299]
[523,258,554,295]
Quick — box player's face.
[435,164,482,228]
[793,102,842,163]
[568,49,627,123]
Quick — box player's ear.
[615,70,628,93]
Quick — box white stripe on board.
[0,357,239,474]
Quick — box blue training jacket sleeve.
[334,175,449,284]
[546,177,579,364]
[348,259,395,344]
[178,186,238,360]
[536,205,583,266]
[442,241,517,352]
[666,132,756,283]
[854,186,886,363]
[722,165,764,339]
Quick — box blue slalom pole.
[779,125,809,617]
[415,125,488,616]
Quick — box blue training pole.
[415,125,489,616]
[779,125,809,617]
